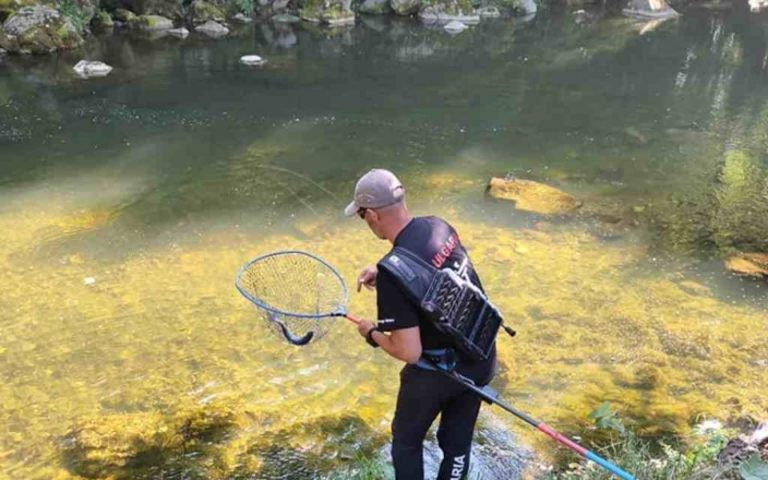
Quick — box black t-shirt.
[376,216,486,352]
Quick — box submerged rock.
[0,6,83,54]
[240,54,266,65]
[486,177,581,216]
[749,0,768,11]
[725,253,768,278]
[195,20,229,37]
[73,61,113,78]
[622,0,679,19]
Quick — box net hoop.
[234,250,350,319]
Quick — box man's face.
[359,208,386,240]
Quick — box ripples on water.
[1,7,767,479]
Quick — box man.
[344,168,496,480]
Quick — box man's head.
[344,169,410,241]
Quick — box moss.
[91,9,113,29]
[189,0,225,24]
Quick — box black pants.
[391,364,489,480]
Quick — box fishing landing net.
[235,251,349,346]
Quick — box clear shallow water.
[1,9,767,479]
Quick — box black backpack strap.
[376,247,436,305]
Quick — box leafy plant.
[739,455,768,480]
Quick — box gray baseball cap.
[343,169,405,216]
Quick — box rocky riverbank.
[0,0,538,55]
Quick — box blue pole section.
[585,450,635,480]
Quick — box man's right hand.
[357,265,378,292]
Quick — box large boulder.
[0,0,37,19]
[0,5,83,54]
[195,19,228,36]
[486,177,582,216]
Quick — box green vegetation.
[57,0,90,32]
[234,0,253,14]
[547,403,767,480]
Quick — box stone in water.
[240,55,266,66]
[444,21,467,34]
[73,61,113,78]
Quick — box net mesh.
[236,252,348,345]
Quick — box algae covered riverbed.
[2,9,768,480]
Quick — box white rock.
[240,54,266,66]
[231,12,253,23]
[444,20,468,33]
[195,20,229,37]
[168,27,189,38]
[478,6,501,17]
[84,277,96,286]
[73,60,113,78]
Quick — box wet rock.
[478,6,501,17]
[240,54,266,65]
[443,19,468,32]
[515,0,537,15]
[420,7,479,24]
[622,0,679,19]
[231,12,253,22]
[195,19,229,37]
[486,177,582,216]
[73,61,112,78]
[391,0,420,15]
[0,6,83,54]
[131,14,174,30]
[168,27,189,38]
[358,0,392,14]
[725,253,768,278]
[749,0,768,12]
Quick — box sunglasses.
[356,207,368,219]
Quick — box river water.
[1,7,767,479]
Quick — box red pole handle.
[345,314,361,325]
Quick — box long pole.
[342,315,634,479]
[434,367,635,480]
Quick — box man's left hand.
[357,319,375,338]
